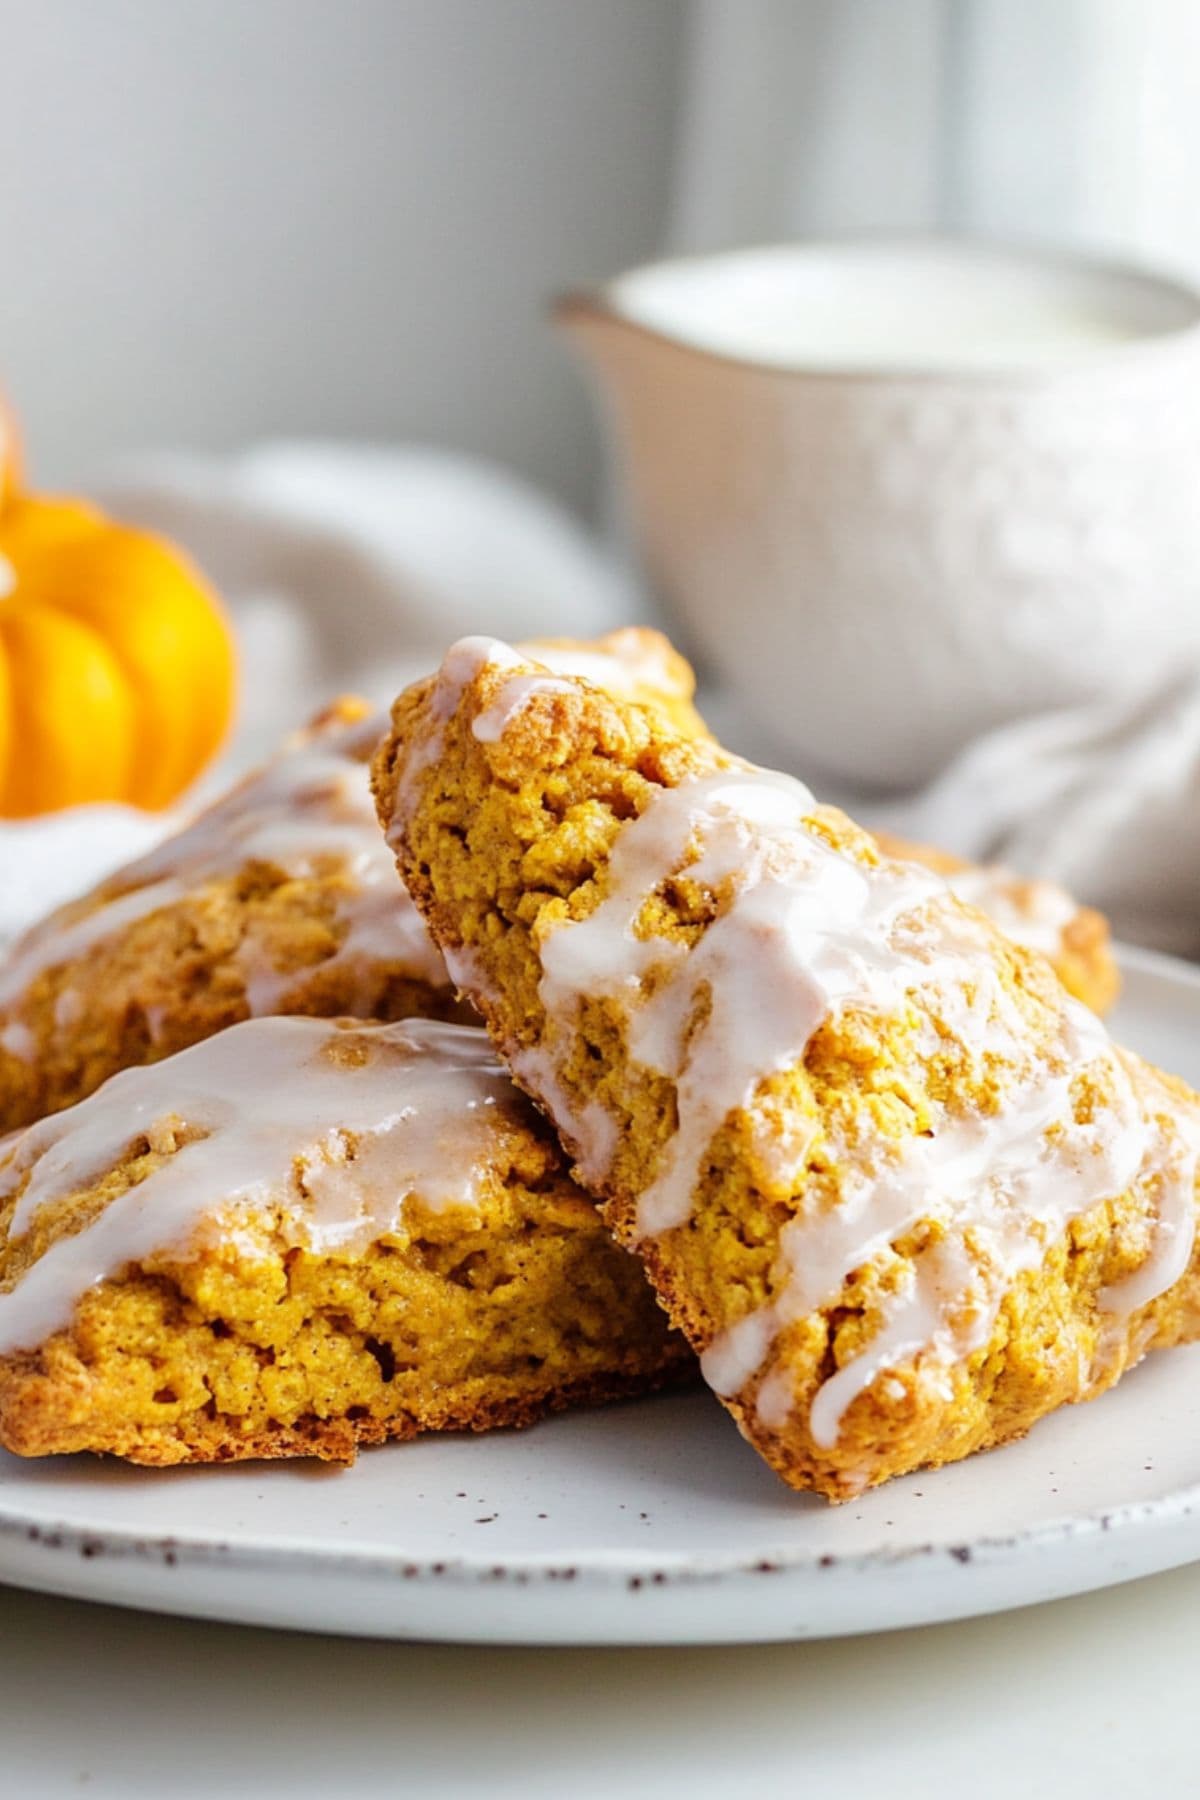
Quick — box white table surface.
[2,1561,1191,1797]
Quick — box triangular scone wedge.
[373,637,1200,1501]
[0,1016,689,1464]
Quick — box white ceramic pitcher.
[557,239,1200,788]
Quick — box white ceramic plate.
[1,944,1199,1645]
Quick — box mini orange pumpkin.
[0,493,236,816]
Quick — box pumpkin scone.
[873,831,1118,1017]
[0,1015,689,1463]
[0,697,458,1134]
[374,638,1200,1500]
[0,627,699,1133]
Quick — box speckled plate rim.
[1,1462,1199,1584]
[0,941,1198,1645]
[2,1463,1200,1645]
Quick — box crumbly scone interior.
[375,637,1200,1499]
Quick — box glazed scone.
[874,831,1119,1017]
[0,698,460,1134]
[539,635,1117,1012]
[0,628,700,1132]
[0,1015,689,1463]
[374,638,1200,1501]
[540,638,1117,1009]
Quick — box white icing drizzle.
[472,673,576,744]
[0,1017,518,1355]
[410,654,1197,1452]
[538,769,949,1237]
[53,988,83,1033]
[0,1021,34,1061]
[945,865,1078,959]
[473,632,688,742]
[1098,1062,1200,1316]
[723,1002,1162,1448]
[507,1043,619,1188]
[530,631,682,704]
[387,636,527,836]
[390,632,683,842]
[0,711,448,1030]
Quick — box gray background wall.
[6,1,1192,520]
[0,0,686,512]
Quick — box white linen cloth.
[102,441,635,773]
[1,438,1197,960]
[867,672,1200,959]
